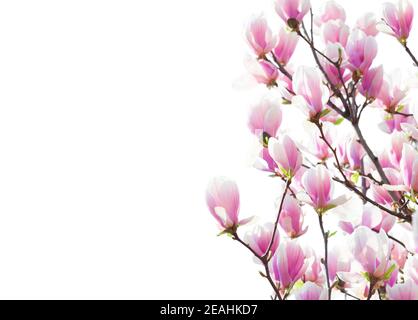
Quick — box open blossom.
[321,43,351,87]
[268,135,302,178]
[377,74,408,112]
[322,20,350,47]
[279,196,307,238]
[275,0,311,28]
[244,223,280,258]
[370,168,403,206]
[292,66,329,119]
[315,0,346,26]
[382,0,414,43]
[346,29,377,75]
[271,241,308,289]
[387,280,418,300]
[206,177,250,230]
[254,147,279,173]
[248,99,282,145]
[413,214,418,253]
[246,16,277,58]
[359,65,384,99]
[295,282,328,300]
[246,58,279,86]
[380,106,416,134]
[328,245,351,283]
[389,132,409,167]
[357,13,379,36]
[303,248,325,285]
[273,27,299,66]
[400,143,418,192]
[301,166,349,212]
[352,227,394,281]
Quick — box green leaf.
[396,104,405,113]
[351,171,360,184]
[361,272,371,282]
[334,118,344,126]
[383,264,397,281]
[319,108,332,119]
[328,231,337,239]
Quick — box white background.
[0,0,416,299]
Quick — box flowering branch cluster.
[206,0,418,300]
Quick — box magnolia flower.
[301,166,350,212]
[359,65,384,100]
[380,107,416,134]
[346,29,377,75]
[357,13,379,36]
[271,241,308,289]
[370,168,403,206]
[382,0,414,43]
[413,214,418,253]
[292,66,329,119]
[279,195,308,238]
[351,227,394,281]
[377,74,408,112]
[400,143,418,192]
[206,177,251,231]
[273,27,299,66]
[387,280,418,300]
[275,0,311,29]
[254,147,279,173]
[389,132,409,167]
[244,223,280,258]
[315,0,346,26]
[268,135,303,178]
[295,282,328,300]
[391,241,408,270]
[248,99,282,146]
[246,16,277,58]
[406,255,418,283]
[328,245,351,283]
[347,138,365,171]
[321,20,350,47]
[303,248,325,285]
[321,43,351,87]
[246,58,279,86]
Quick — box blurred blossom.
[244,223,280,258]
[381,0,414,43]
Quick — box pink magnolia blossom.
[244,223,280,258]
[406,255,418,283]
[246,16,277,58]
[321,43,351,87]
[268,135,303,178]
[279,196,307,238]
[328,246,351,283]
[352,227,394,281]
[303,248,325,285]
[389,132,409,167]
[377,75,408,112]
[400,143,418,192]
[247,59,279,86]
[254,147,279,174]
[315,1,346,26]
[248,99,282,144]
[382,0,414,43]
[359,65,384,99]
[346,29,377,75]
[413,214,418,253]
[370,168,403,206]
[356,13,379,36]
[271,241,308,289]
[387,280,418,300]
[312,129,333,161]
[275,0,311,28]
[292,66,329,119]
[321,20,350,47]
[391,241,408,270]
[380,107,416,134]
[347,138,365,171]
[295,282,328,300]
[206,177,250,230]
[273,27,299,66]
[301,166,349,212]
